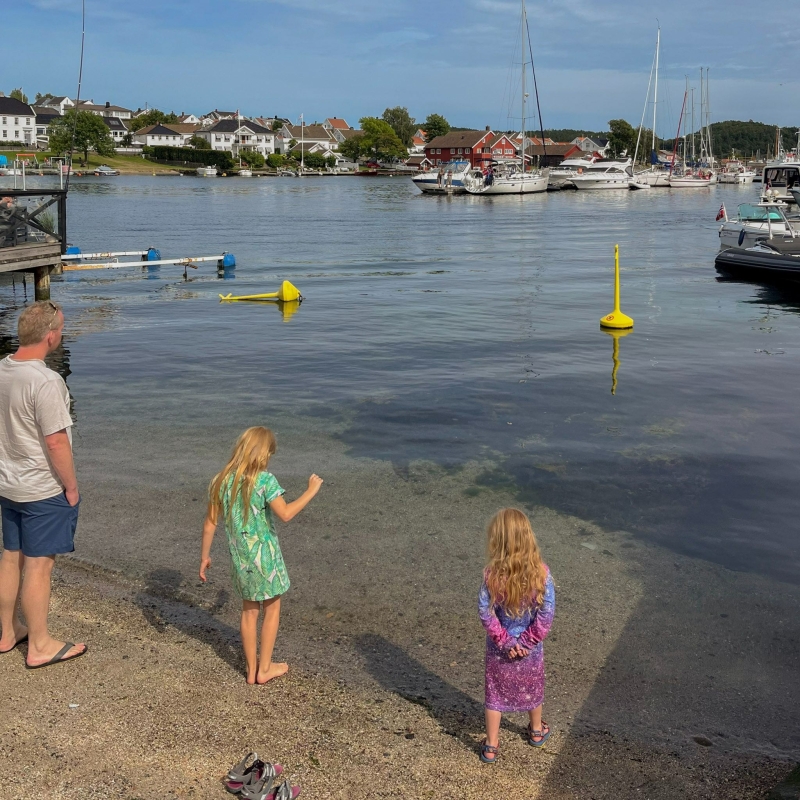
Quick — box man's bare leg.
[256,595,287,684]
[0,549,26,651]
[21,555,85,666]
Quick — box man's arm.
[44,429,79,506]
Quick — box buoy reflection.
[603,328,632,395]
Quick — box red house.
[424,128,496,168]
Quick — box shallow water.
[2,174,799,583]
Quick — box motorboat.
[717,160,756,184]
[548,156,599,189]
[631,166,670,187]
[761,163,800,204]
[412,160,475,194]
[716,245,800,282]
[237,169,253,177]
[570,160,633,190]
[465,162,549,195]
[718,202,800,253]
[197,166,218,177]
[93,165,120,176]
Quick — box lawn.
[0,151,184,175]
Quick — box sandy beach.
[1,407,797,798]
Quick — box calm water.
[2,175,799,583]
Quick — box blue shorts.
[0,492,80,557]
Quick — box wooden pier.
[0,189,67,300]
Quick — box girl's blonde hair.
[485,508,547,617]
[208,427,277,527]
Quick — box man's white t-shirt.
[0,356,73,503]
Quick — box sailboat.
[630,27,670,188]
[465,0,548,195]
[669,70,716,187]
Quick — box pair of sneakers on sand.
[225,752,300,800]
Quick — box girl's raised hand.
[199,556,212,582]
[308,474,323,494]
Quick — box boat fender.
[219,253,236,268]
[65,245,81,256]
[146,247,161,261]
[738,230,746,246]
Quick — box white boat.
[412,160,475,194]
[718,201,800,253]
[667,73,717,188]
[669,170,716,188]
[761,162,800,204]
[237,169,253,177]
[717,159,756,184]
[548,155,599,188]
[570,160,633,190]
[197,166,218,177]
[463,0,548,197]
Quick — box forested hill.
[661,121,799,158]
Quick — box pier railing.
[0,189,67,254]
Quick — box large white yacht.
[464,162,549,195]
[548,155,599,189]
[412,161,475,194]
[761,162,800,204]
[570,160,633,190]
[718,159,756,184]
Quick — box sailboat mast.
[521,0,526,174]
[652,26,659,156]
[691,87,695,165]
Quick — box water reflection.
[602,328,631,395]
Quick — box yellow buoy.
[219,280,302,302]
[600,244,633,330]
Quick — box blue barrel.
[146,247,161,261]
[219,253,236,268]
[65,245,81,255]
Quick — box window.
[15,130,19,138]
[1,117,5,124]
[215,135,222,141]
[14,117,19,124]
[224,136,231,142]
[466,148,471,153]
[436,148,441,154]
[2,131,6,138]
[26,118,30,125]
[457,148,462,154]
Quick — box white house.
[40,96,74,115]
[0,97,36,146]
[177,113,201,124]
[77,100,133,120]
[133,123,186,148]
[280,123,339,150]
[103,117,129,143]
[197,119,281,156]
[571,136,610,156]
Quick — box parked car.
[93,165,120,176]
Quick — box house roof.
[406,155,432,165]
[164,123,199,134]
[0,97,35,116]
[204,110,237,119]
[337,129,362,140]
[325,117,350,130]
[525,143,582,157]
[35,112,61,125]
[103,117,128,131]
[134,124,184,136]
[425,129,493,149]
[283,124,336,141]
[490,134,516,148]
[208,119,272,134]
[289,142,334,154]
[77,101,132,113]
[177,114,198,122]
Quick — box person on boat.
[485,167,494,187]
[437,167,444,189]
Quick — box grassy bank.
[1,152,185,175]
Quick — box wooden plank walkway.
[0,242,62,274]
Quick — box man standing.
[0,301,87,668]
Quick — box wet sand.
[2,408,796,797]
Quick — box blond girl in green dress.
[200,426,323,685]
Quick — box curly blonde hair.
[208,426,277,527]
[485,508,547,617]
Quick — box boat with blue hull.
[412,161,478,194]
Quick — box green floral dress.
[220,471,290,601]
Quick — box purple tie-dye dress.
[478,567,556,712]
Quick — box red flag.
[715,203,726,222]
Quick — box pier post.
[33,266,51,301]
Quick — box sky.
[6,0,798,137]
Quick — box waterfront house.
[525,142,585,167]
[489,133,519,159]
[280,123,339,150]
[323,117,350,132]
[197,119,281,156]
[202,109,238,123]
[39,96,75,115]
[33,106,61,148]
[104,117,129,144]
[177,113,201,124]
[77,100,133,120]
[0,96,36,146]
[423,128,495,168]
[409,131,427,154]
[405,154,433,171]
[133,124,185,148]
[571,136,610,156]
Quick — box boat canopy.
[738,203,785,222]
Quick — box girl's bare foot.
[246,670,257,685]
[256,662,288,684]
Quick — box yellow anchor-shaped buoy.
[219,280,302,302]
[600,245,633,330]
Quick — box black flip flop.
[0,633,28,654]
[26,642,88,670]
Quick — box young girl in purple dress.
[478,508,556,763]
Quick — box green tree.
[303,151,327,169]
[382,106,416,148]
[271,119,284,131]
[131,109,179,130]
[358,117,408,162]
[10,88,29,104]
[339,133,365,162]
[48,109,116,165]
[35,92,54,105]
[325,155,336,169]
[188,134,211,150]
[267,153,285,169]
[423,113,450,142]
[608,119,637,158]
[239,150,265,168]
[121,132,133,147]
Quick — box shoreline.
[0,555,794,800]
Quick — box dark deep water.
[1,174,798,583]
